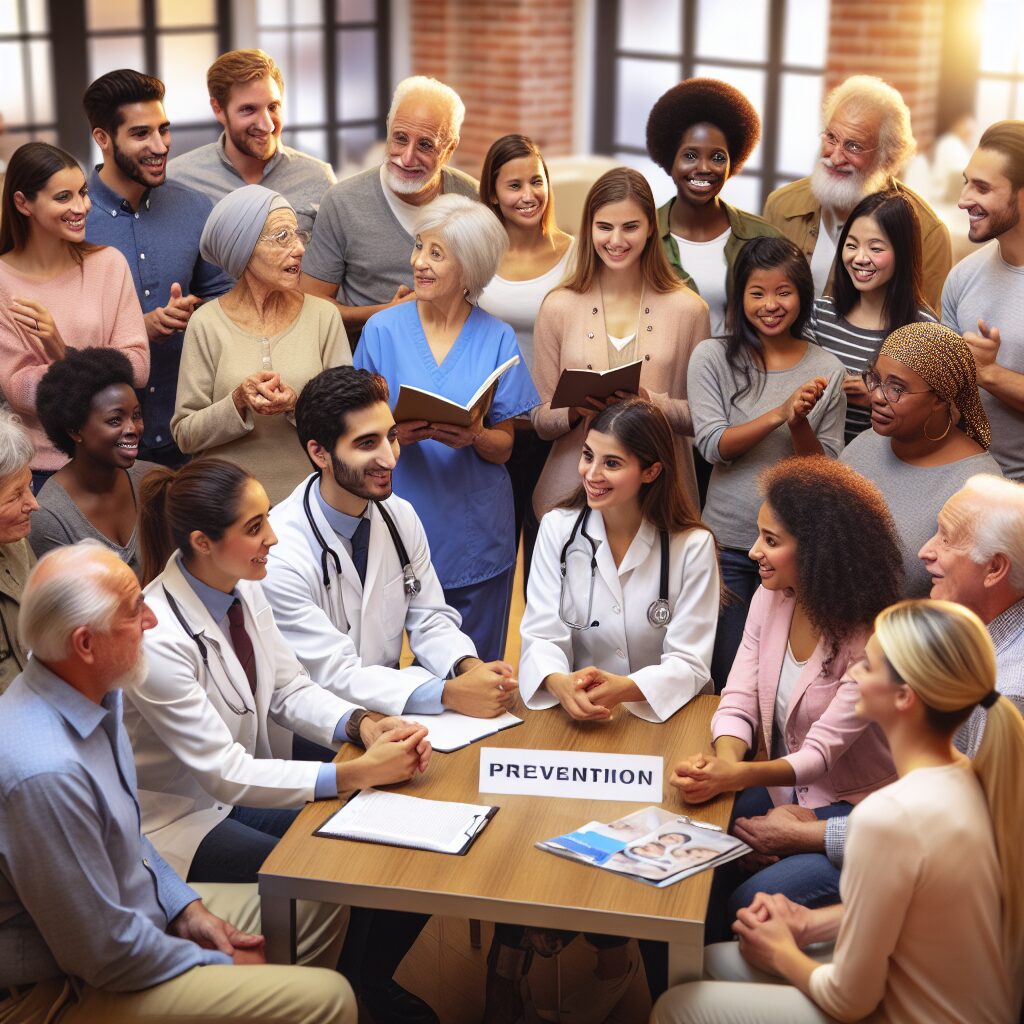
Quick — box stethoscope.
[558,507,671,631]
[302,475,421,597]
[162,586,254,717]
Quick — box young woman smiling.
[0,142,149,490]
[531,167,710,521]
[688,236,846,688]
[646,78,781,337]
[478,135,574,583]
[812,189,936,442]
[30,348,155,577]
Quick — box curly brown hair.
[760,456,904,669]
[646,77,762,176]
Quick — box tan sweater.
[530,283,710,516]
[172,294,351,503]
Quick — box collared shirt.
[178,557,350,796]
[85,168,233,453]
[825,600,1024,868]
[312,484,446,714]
[0,659,230,989]
[166,133,336,234]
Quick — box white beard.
[383,161,428,196]
[114,651,150,693]
[810,159,890,214]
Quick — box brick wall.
[825,0,947,153]
[410,0,576,175]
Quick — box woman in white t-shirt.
[655,599,1024,1024]
[478,135,574,584]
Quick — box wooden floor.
[393,548,654,1023]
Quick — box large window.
[974,0,1024,124]
[593,0,829,211]
[0,0,389,174]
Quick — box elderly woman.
[646,78,780,336]
[354,194,539,661]
[0,410,39,693]
[30,347,155,577]
[841,322,1002,596]
[172,184,351,503]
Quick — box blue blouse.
[355,302,539,588]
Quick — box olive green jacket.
[0,538,33,695]
[657,197,781,307]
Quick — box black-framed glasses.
[821,129,878,158]
[861,370,931,405]
[258,227,312,248]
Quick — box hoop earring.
[923,404,952,442]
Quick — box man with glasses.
[300,76,477,341]
[764,74,951,308]
[83,69,233,467]
[942,120,1024,480]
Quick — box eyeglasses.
[861,370,931,405]
[258,227,312,248]
[821,129,878,158]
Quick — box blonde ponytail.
[875,599,1024,963]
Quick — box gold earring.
[923,405,952,442]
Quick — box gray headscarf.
[199,184,293,279]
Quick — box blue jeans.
[710,547,760,693]
[188,805,300,883]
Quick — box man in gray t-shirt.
[942,121,1024,480]
[300,76,478,338]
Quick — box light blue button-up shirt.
[0,659,231,989]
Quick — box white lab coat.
[263,474,476,715]
[124,553,359,877]
[520,507,720,722]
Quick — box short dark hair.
[723,236,814,405]
[36,347,135,458]
[646,78,762,176]
[83,69,166,136]
[832,189,931,329]
[295,366,391,470]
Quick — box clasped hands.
[233,371,297,417]
[546,667,640,721]
[777,375,828,426]
[669,751,746,804]
[442,658,518,718]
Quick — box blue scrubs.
[355,302,540,659]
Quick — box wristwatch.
[345,708,373,747]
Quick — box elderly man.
[942,120,1024,481]
[724,473,1024,921]
[763,74,951,308]
[300,75,478,336]
[0,543,355,1023]
[168,49,335,233]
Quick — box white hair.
[0,409,35,480]
[822,74,916,173]
[19,541,124,661]
[960,475,1024,592]
[387,75,465,142]
[414,194,509,302]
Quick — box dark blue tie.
[350,517,371,586]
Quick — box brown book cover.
[548,360,644,410]
[392,355,520,427]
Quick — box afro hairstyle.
[646,77,762,176]
[36,346,136,458]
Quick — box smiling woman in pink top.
[0,142,149,490]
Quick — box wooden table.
[259,695,732,983]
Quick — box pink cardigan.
[530,283,710,516]
[712,586,896,809]
[0,247,149,470]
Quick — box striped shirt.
[810,296,936,442]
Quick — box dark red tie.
[227,599,257,695]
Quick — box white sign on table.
[479,747,663,802]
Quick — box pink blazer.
[712,587,896,809]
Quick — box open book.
[314,789,498,855]
[393,355,520,427]
[537,806,749,887]
[548,360,643,410]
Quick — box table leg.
[666,933,704,986]
[262,891,297,964]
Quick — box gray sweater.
[841,429,1003,596]
[688,338,846,550]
